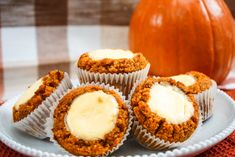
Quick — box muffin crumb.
[77,52,149,74]
[13,70,64,122]
[53,86,129,156]
[131,77,199,142]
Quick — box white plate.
[0,89,235,157]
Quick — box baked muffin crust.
[171,71,212,94]
[13,70,64,122]
[77,49,149,73]
[52,86,129,156]
[131,77,199,142]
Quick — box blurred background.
[0,0,234,100]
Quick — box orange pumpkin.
[129,0,235,84]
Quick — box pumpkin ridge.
[200,0,215,77]
[175,0,180,74]
[217,0,234,80]
[202,0,234,82]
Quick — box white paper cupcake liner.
[128,77,202,150]
[45,82,133,157]
[76,63,150,98]
[195,80,217,122]
[132,116,202,150]
[13,73,73,139]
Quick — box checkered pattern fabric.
[0,0,140,100]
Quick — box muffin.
[13,70,72,139]
[76,49,150,98]
[130,77,200,150]
[46,83,132,156]
[171,71,217,121]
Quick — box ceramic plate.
[0,89,235,157]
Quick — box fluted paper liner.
[13,73,73,139]
[195,80,217,122]
[76,63,150,98]
[128,78,202,150]
[45,82,133,156]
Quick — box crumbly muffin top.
[131,77,199,142]
[77,49,149,74]
[171,71,212,94]
[13,70,64,122]
[53,86,129,156]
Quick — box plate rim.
[0,89,235,157]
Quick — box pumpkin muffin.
[130,77,200,150]
[171,71,217,121]
[13,70,72,139]
[76,49,150,98]
[47,85,131,156]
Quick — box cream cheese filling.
[171,74,196,86]
[88,49,135,60]
[65,90,119,141]
[147,83,194,124]
[14,78,43,110]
